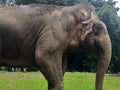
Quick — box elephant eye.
[93,23,103,35]
[93,23,102,31]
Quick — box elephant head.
[80,20,112,90]
[61,3,111,90]
[61,3,98,51]
[50,3,112,90]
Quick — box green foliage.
[98,4,119,31]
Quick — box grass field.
[0,72,120,90]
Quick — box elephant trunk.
[95,32,111,90]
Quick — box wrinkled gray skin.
[0,3,111,90]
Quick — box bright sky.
[105,0,120,16]
[114,0,120,16]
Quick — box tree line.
[0,0,120,73]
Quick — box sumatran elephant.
[0,3,111,90]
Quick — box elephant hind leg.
[35,51,63,90]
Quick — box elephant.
[0,3,111,90]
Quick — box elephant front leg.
[35,50,64,90]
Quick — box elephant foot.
[48,82,63,90]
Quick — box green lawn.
[0,72,119,90]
